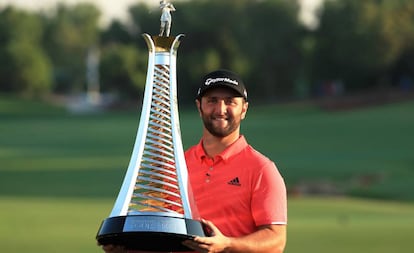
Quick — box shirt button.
[209,167,213,171]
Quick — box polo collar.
[194,135,248,162]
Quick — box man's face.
[197,87,248,137]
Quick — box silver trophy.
[96,2,207,251]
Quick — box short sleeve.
[251,162,287,226]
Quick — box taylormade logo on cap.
[205,77,239,86]
[197,69,247,100]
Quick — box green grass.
[0,197,109,252]
[0,196,413,253]
[1,97,413,200]
[243,101,414,201]
[1,95,414,252]
[286,197,414,253]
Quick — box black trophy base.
[96,215,207,252]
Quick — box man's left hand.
[182,219,231,253]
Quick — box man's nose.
[216,99,227,114]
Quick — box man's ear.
[241,101,248,120]
[195,99,202,115]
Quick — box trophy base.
[96,215,207,251]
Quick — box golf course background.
[1,95,413,252]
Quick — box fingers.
[202,219,222,237]
[182,239,209,252]
[201,219,215,236]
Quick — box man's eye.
[225,99,236,105]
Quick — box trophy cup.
[96,1,207,251]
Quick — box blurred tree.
[311,0,414,94]
[42,3,100,93]
[0,7,52,96]
[127,0,304,103]
[99,4,149,99]
[379,0,414,88]
[100,43,147,100]
[4,41,52,96]
[377,0,414,66]
[101,20,135,45]
[241,0,303,101]
[129,3,159,35]
[2,0,413,101]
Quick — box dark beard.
[200,109,239,138]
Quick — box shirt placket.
[203,157,214,183]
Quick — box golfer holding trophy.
[97,1,287,252]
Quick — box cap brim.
[196,84,246,99]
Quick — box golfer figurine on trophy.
[96,1,208,251]
[159,0,176,37]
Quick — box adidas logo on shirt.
[228,177,241,186]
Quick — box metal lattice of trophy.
[96,32,207,252]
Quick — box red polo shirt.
[185,135,287,237]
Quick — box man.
[102,69,287,253]
[182,69,287,252]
